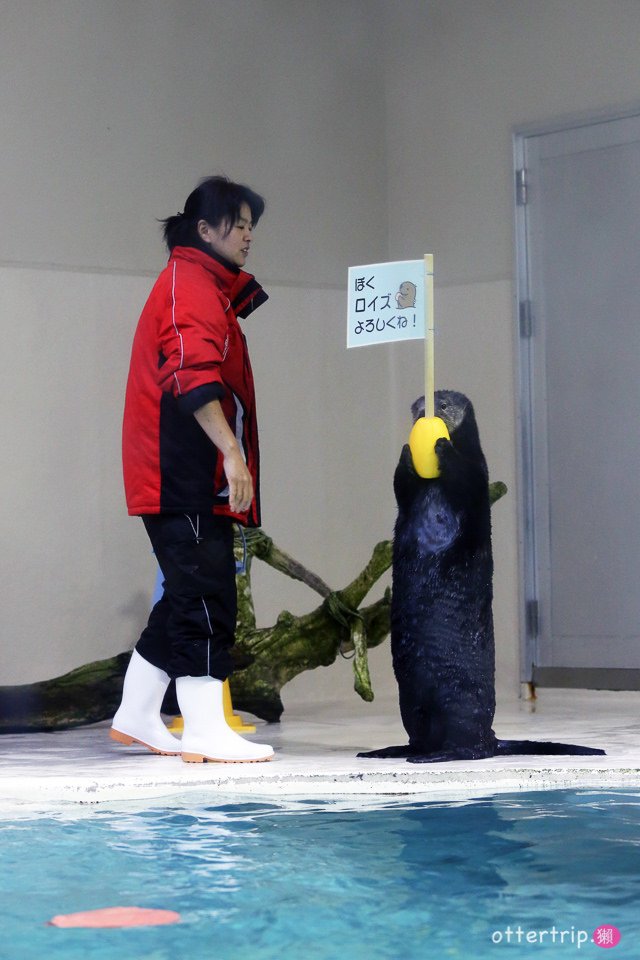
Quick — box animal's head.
[395,390,490,546]
[411,390,483,462]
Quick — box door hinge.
[526,599,539,639]
[519,299,533,338]
[516,167,528,206]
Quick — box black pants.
[136,513,237,680]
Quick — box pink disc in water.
[48,906,181,928]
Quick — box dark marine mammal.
[359,390,604,763]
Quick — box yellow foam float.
[409,415,450,478]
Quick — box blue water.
[1,789,639,959]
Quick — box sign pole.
[424,254,434,418]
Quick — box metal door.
[515,112,640,689]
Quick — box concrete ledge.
[0,689,638,810]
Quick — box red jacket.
[122,246,268,525]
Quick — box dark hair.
[161,175,265,252]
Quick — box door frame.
[512,103,640,691]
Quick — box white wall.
[1,267,154,674]
[3,0,640,710]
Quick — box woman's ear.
[197,219,210,244]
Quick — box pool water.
[1,788,638,959]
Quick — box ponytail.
[161,210,195,251]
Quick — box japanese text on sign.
[347,260,427,348]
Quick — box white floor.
[0,688,639,811]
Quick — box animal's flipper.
[407,746,497,763]
[357,744,416,759]
[495,739,605,757]
[393,445,426,512]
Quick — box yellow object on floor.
[167,679,256,734]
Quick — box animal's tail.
[495,739,605,757]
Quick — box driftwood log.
[0,482,507,732]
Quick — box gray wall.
[378,0,640,702]
[2,0,640,713]
[2,0,387,283]
[384,0,640,285]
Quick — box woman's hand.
[223,448,253,513]
[193,399,253,513]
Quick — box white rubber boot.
[176,675,274,763]
[110,650,181,755]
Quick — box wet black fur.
[358,390,604,763]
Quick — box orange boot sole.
[110,727,180,756]
[181,751,273,764]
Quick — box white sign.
[347,259,427,348]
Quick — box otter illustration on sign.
[396,280,416,309]
[359,390,605,763]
